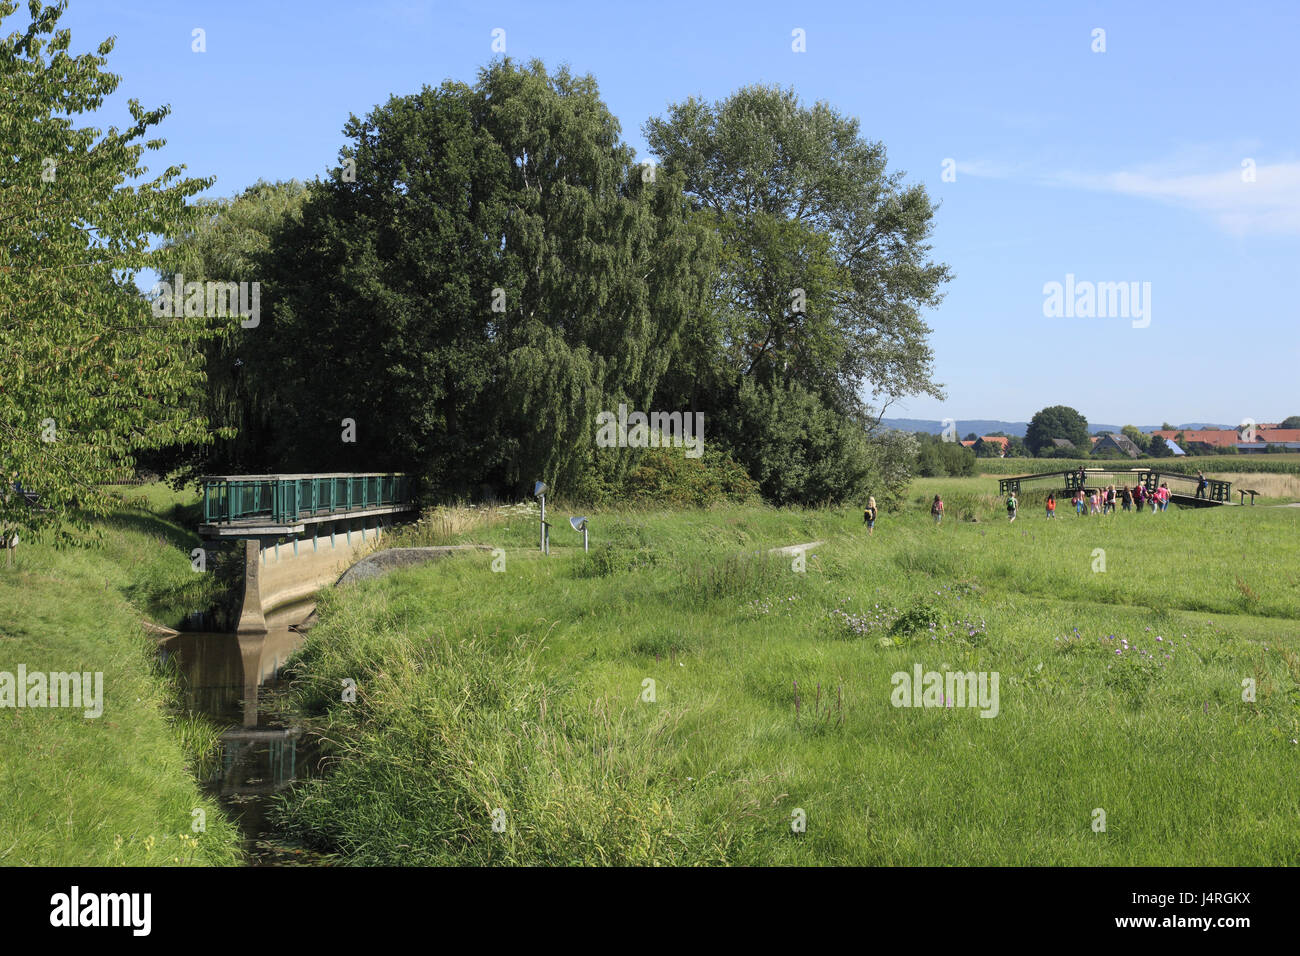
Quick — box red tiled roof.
[1151,429,1239,447]
[978,435,1010,447]
[1150,428,1300,446]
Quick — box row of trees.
[147,61,951,506]
[6,0,952,539]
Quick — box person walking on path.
[1007,491,1018,522]
[864,496,878,535]
[1046,493,1057,519]
[1195,471,1208,500]
[931,494,944,525]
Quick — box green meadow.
[275,477,1300,865]
[0,487,242,866]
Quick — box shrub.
[622,441,760,507]
[890,599,945,640]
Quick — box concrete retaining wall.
[235,518,390,633]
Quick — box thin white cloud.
[958,156,1300,237]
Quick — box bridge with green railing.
[997,468,1231,507]
[199,473,414,536]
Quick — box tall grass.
[0,484,243,865]
[272,481,1300,865]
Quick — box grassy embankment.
[274,478,1300,865]
[0,485,243,865]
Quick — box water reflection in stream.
[159,600,327,865]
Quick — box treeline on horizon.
[910,405,1300,479]
[142,58,951,507]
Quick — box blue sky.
[55,0,1300,426]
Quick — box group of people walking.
[1050,481,1172,517]
[869,469,1196,531]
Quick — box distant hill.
[879,418,1234,437]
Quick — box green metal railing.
[201,474,411,525]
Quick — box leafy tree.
[1120,424,1150,453]
[1025,406,1090,456]
[1280,415,1300,429]
[913,432,975,477]
[148,180,310,481]
[262,60,716,498]
[1,0,216,545]
[1146,434,1172,458]
[722,379,886,504]
[644,84,950,502]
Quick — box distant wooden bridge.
[996,468,1231,508]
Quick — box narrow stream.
[158,599,328,865]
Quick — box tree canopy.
[1024,405,1090,457]
[1,0,216,543]
[643,84,949,501]
[248,60,716,500]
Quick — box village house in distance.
[1152,426,1300,455]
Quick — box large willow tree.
[1,0,216,544]
[263,59,716,498]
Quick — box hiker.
[1195,470,1208,499]
[1121,485,1133,512]
[931,494,944,525]
[1007,491,1018,522]
[864,496,878,535]
[1046,492,1057,519]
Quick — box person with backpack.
[1121,485,1133,512]
[1195,470,1208,500]
[931,494,944,525]
[1046,492,1057,518]
[1007,491,1018,522]
[864,496,878,535]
